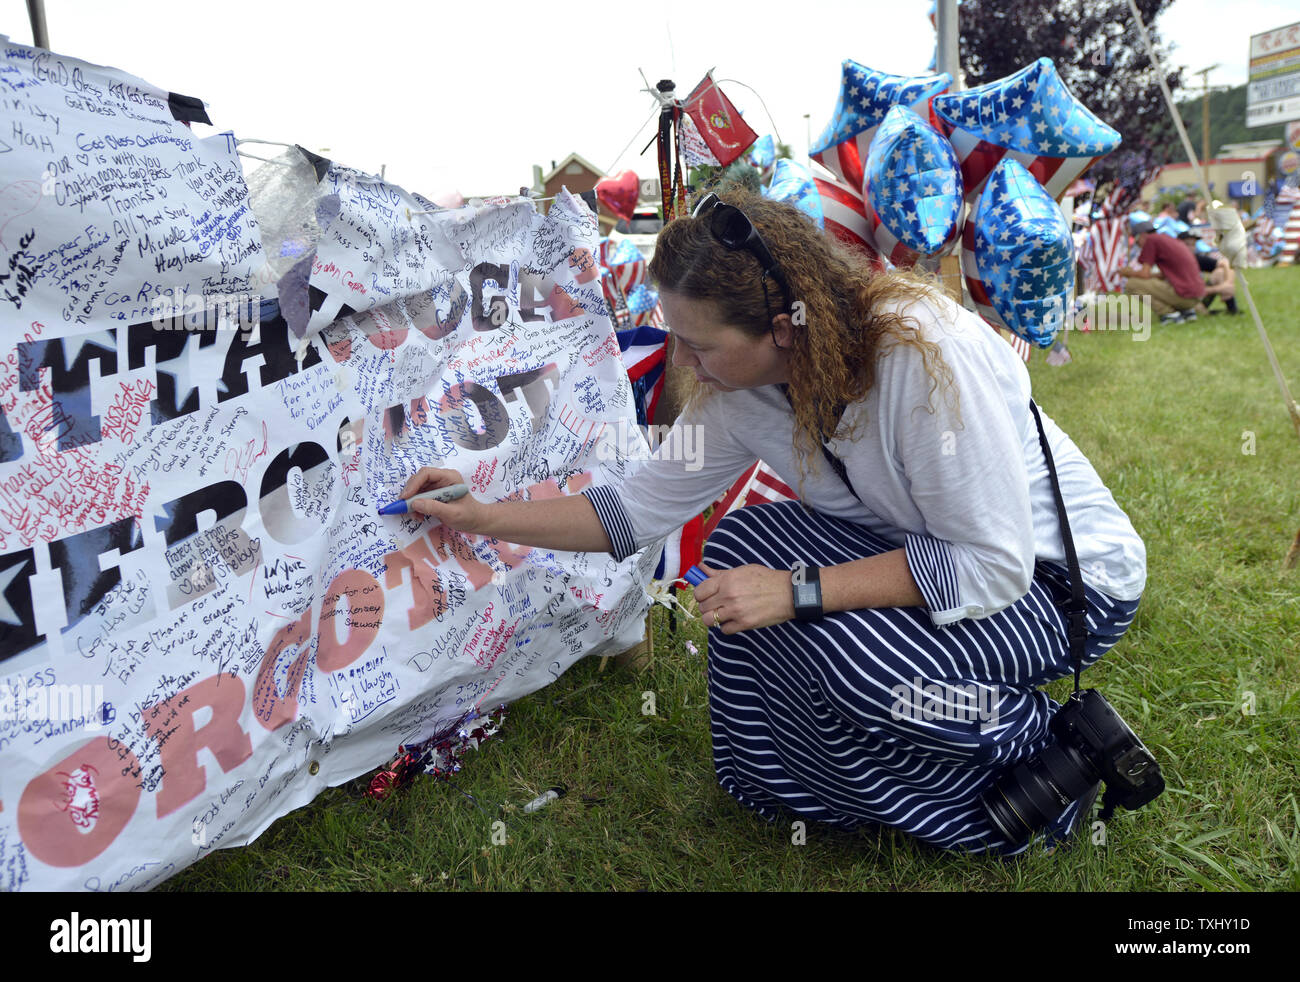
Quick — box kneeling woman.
[402,190,1147,855]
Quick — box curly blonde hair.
[648,188,958,489]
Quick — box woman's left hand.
[693,563,795,634]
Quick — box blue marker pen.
[683,565,709,587]
[377,483,469,516]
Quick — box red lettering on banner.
[470,457,497,493]
[582,334,621,367]
[383,537,449,630]
[428,523,494,590]
[223,420,269,483]
[143,673,253,817]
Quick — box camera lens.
[982,741,1099,847]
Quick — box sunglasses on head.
[692,192,794,321]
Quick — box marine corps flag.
[682,72,758,168]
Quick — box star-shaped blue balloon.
[606,238,642,268]
[813,61,952,155]
[765,158,824,228]
[627,283,659,315]
[932,57,1120,159]
[749,135,776,169]
[811,60,951,191]
[973,157,1075,347]
[865,106,963,259]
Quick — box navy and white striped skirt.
[700,500,1141,855]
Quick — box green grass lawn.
[163,268,1300,892]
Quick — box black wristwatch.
[791,562,823,621]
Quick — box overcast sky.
[3,0,1296,198]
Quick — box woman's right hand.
[399,468,492,534]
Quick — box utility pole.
[26,0,49,48]
[936,0,962,90]
[1195,64,1219,166]
[803,113,811,160]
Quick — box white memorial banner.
[0,39,654,891]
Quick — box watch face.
[794,584,818,606]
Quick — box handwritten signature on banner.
[0,40,264,337]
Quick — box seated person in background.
[1178,230,1238,315]
[1120,222,1208,322]
[1177,196,1206,226]
[1152,201,1179,235]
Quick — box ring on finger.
[713,609,722,628]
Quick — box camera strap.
[1029,399,1088,694]
[779,385,1088,693]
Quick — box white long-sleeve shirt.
[583,293,1146,627]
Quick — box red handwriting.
[310,258,366,295]
[582,334,621,367]
[54,764,101,830]
[0,376,151,547]
[100,377,157,443]
[470,458,497,493]
[223,420,269,484]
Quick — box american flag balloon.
[749,134,777,169]
[605,237,642,267]
[966,157,1075,348]
[932,57,1120,205]
[958,218,1031,362]
[864,105,963,267]
[603,240,647,315]
[626,283,663,328]
[810,61,951,193]
[809,163,884,267]
[765,158,824,228]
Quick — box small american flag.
[1080,217,1128,294]
[655,513,705,584]
[1276,184,1300,266]
[616,325,668,427]
[701,461,799,542]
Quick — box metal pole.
[1201,89,1210,165]
[936,0,961,89]
[1193,66,1217,166]
[26,0,49,49]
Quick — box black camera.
[981,688,1164,847]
